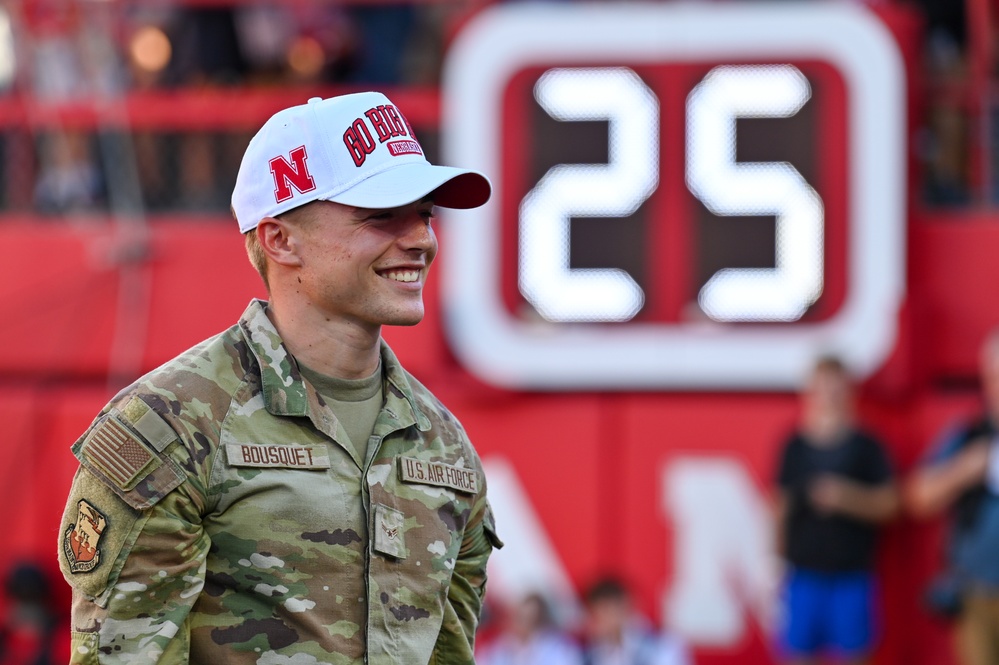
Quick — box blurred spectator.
[233,5,357,85]
[910,0,973,206]
[345,4,416,85]
[918,105,972,207]
[907,329,999,665]
[0,562,69,664]
[477,591,583,665]
[175,132,230,212]
[582,576,691,665]
[28,31,87,101]
[163,7,248,87]
[23,2,123,101]
[773,356,899,665]
[912,0,966,74]
[32,130,103,214]
[163,8,246,212]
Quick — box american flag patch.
[83,417,155,489]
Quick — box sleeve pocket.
[69,631,100,664]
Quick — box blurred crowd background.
[0,0,988,219]
[0,0,469,218]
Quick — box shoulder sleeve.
[59,394,213,663]
[71,396,186,510]
[431,449,502,664]
[64,470,211,663]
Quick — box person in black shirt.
[906,329,999,665]
[774,356,899,665]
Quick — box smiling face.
[586,596,629,644]
[801,357,854,442]
[804,365,852,417]
[285,198,438,334]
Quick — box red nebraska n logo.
[269,146,317,204]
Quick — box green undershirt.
[298,360,383,467]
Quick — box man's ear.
[257,216,304,268]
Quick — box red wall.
[3,214,998,663]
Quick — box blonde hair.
[244,229,269,290]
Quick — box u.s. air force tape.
[398,457,479,494]
[225,443,331,470]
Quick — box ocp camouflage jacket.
[59,299,501,664]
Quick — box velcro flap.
[70,631,100,664]
[120,396,177,452]
[75,413,185,511]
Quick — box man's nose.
[401,216,436,252]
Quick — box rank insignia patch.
[373,504,407,559]
[64,499,107,573]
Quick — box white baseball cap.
[231,92,491,233]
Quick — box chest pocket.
[209,441,348,516]
[369,457,476,566]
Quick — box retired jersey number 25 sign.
[440,2,906,391]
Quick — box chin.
[385,319,423,328]
[383,310,425,327]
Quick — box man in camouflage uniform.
[58,92,501,664]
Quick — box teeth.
[384,270,420,283]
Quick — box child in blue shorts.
[774,357,899,665]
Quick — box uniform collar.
[379,340,432,433]
[237,299,430,434]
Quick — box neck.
[266,296,382,380]
[802,412,851,445]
